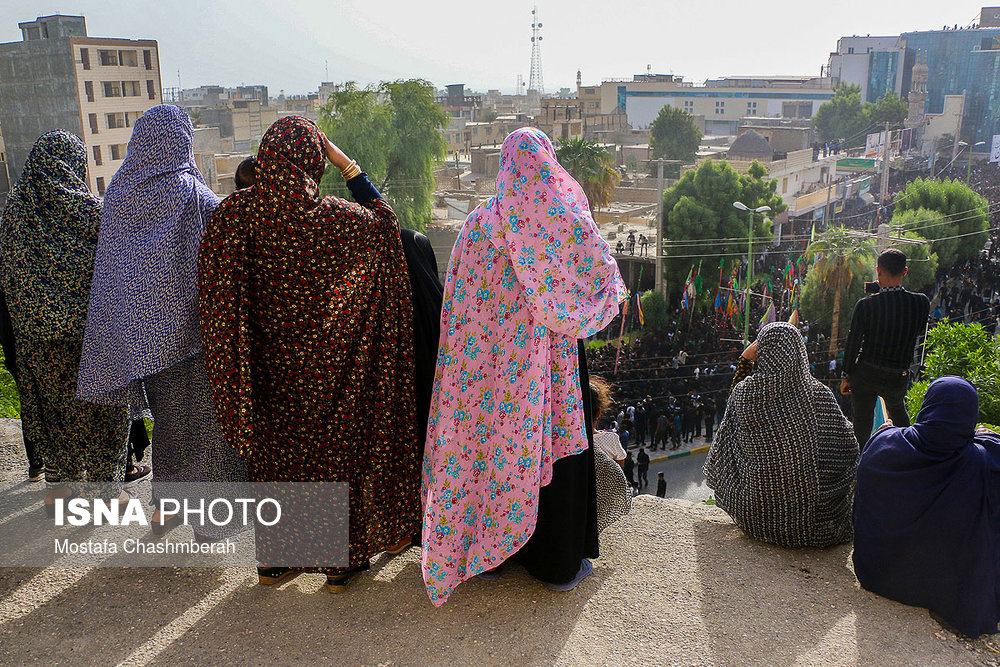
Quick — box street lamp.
[733,201,772,345]
[958,140,988,184]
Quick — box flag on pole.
[693,259,704,294]
[810,222,816,246]
[788,309,800,327]
[759,301,776,328]
[635,292,645,326]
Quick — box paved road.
[632,449,712,504]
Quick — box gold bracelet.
[341,161,361,181]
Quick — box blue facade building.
[901,28,1000,143]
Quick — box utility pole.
[872,121,891,232]
[821,172,833,229]
[879,121,891,208]
[654,159,667,297]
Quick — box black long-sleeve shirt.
[843,286,930,376]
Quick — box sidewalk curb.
[648,444,711,464]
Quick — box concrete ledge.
[0,483,997,665]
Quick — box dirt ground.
[0,420,997,666]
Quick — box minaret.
[577,69,582,89]
[907,51,929,127]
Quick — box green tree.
[905,322,1000,424]
[870,91,908,128]
[639,290,668,330]
[555,138,620,211]
[895,234,938,292]
[805,227,876,356]
[660,160,786,289]
[318,79,447,231]
[812,84,870,144]
[892,178,989,268]
[801,254,873,350]
[649,106,702,163]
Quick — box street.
[633,449,712,504]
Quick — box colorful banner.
[991,134,1000,163]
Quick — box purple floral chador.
[78,105,218,404]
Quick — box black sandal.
[325,563,370,594]
[257,566,299,586]
[151,512,183,536]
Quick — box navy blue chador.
[853,376,1000,637]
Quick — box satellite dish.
[538,36,543,40]
[538,22,543,27]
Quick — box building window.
[715,100,725,115]
[84,81,94,103]
[747,101,757,115]
[93,145,102,166]
[122,81,142,97]
[96,177,106,196]
[106,112,127,129]
[147,80,156,100]
[88,113,99,134]
[683,100,694,113]
[103,81,122,97]
[119,50,138,67]
[110,144,127,160]
[847,47,854,54]
[126,111,142,126]
[98,49,119,66]
[143,49,152,70]
[80,48,90,70]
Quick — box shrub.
[905,322,1000,424]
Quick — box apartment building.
[0,15,162,196]
[596,74,835,135]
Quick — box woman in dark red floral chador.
[198,116,421,591]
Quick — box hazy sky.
[0,1,989,94]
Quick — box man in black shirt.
[841,249,929,447]
[637,447,650,489]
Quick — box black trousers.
[0,290,41,467]
[850,361,911,449]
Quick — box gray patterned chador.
[704,321,859,548]
[76,105,247,538]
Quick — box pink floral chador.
[421,128,627,605]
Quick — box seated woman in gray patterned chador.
[76,105,247,539]
[703,321,859,548]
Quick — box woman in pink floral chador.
[421,128,627,606]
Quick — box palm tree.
[806,227,876,357]
[554,138,620,211]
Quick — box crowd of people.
[0,111,996,635]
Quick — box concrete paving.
[1,420,998,666]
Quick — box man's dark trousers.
[850,361,910,448]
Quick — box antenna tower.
[528,7,544,94]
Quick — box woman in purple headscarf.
[77,105,247,538]
[853,376,1000,637]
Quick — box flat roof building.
[0,14,162,197]
[597,74,834,135]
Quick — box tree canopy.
[649,106,702,163]
[812,85,908,145]
[318,79,447,231]
[805,227,876,354]
[660,160,786,288]
[555,138,620,211]
[892,178,990,268]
